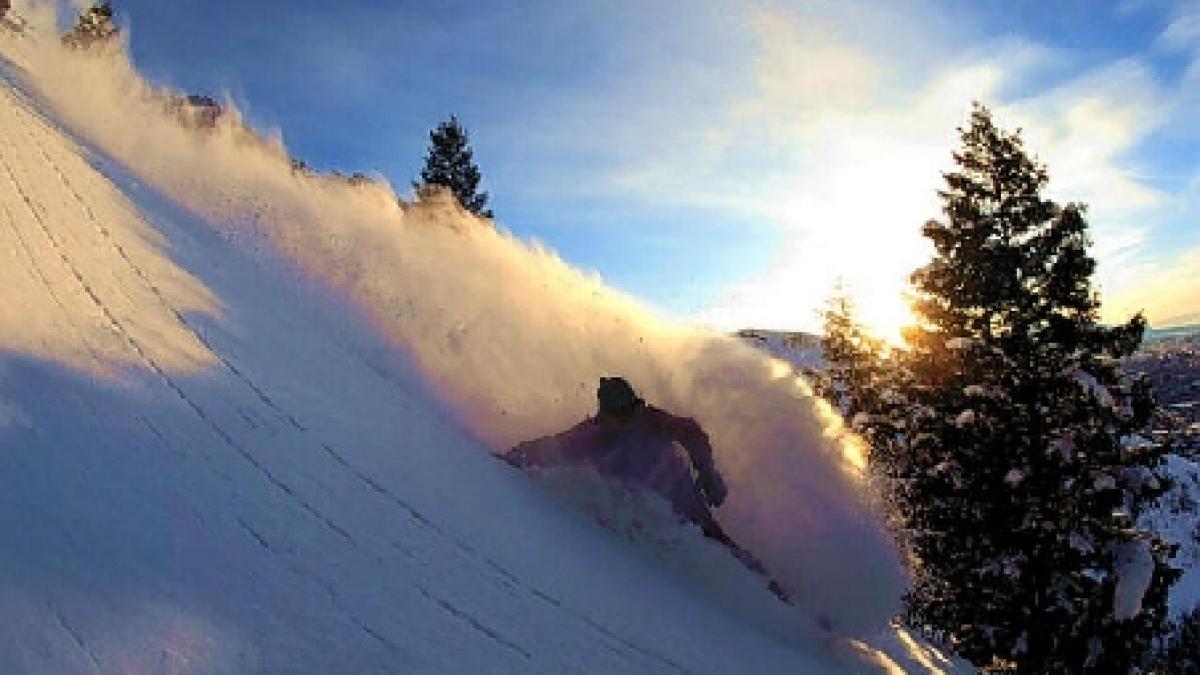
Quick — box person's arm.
[664,412,728,506]
[504,437,554,468]
[504,420,592,468]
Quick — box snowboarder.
[505,377,789,601]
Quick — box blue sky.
[84,0,1200,334]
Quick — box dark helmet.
[597,377,641,418]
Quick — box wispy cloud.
[1159,1,1200,49]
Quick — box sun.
[700,130,945,339]
[755,136,942,347]
[857,297,915,347]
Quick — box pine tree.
[416,115,492,218]
[819,283,887,420]
[62,2,119,50]
[881,103,1178,672]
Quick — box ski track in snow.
[48,599,102,673]
[1,78,453,554]
[0,80,501,670]
[1,88,372,656]
[0,86,356,554]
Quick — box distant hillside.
[1146,324,1200,343]
[734,329,824,371]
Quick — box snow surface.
[0,7,971,673]
[1072,369,1117,411]
[1144,454,1200,617]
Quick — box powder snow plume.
[2,2,906,636]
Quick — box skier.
[505,377,789,601]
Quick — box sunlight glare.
[766,134,936,343]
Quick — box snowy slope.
[735,329,825,372]
[0,11,967,673]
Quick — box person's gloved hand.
[503,446,530,467]
[701,471,727,507]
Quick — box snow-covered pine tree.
[416,115,492,219]
[889,103,1178,673]
[61,2,119,50]
[819,282,887,420]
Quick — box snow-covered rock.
[1111,540,1154,621]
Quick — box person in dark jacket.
[506,377,789,603]
[506,377,730,535]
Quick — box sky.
[68,0,1200,336]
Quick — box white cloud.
[737,8,882,131]
[1159,1,1200,50]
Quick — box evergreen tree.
[416,115,492,218]
[878,103,1178,672]
[819,282,887,421]
[62,2,119,50]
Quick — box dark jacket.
[506,404,727,527]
